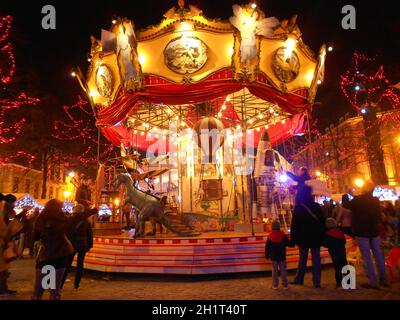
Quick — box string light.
[53,96,117,167]
[0,15,39,164]
[340,51,400,111]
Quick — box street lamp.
[63,190,71,201]
[354,178,364,188]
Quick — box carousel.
[72,1,353,274]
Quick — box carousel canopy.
[75,1,326,151]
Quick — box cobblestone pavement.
[1,257,400,300]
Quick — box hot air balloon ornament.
[193,116,225,164]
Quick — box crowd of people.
[0,192,97,299]
[1,168,400,298]
[266,175,400,290]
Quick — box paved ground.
[1,257,400,300]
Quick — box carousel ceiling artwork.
[73,0,328,151]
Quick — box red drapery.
[96,69,310,149]
[101,113,306,151]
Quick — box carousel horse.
[113,173,195,237]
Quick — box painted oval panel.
[272,47,300,83]
[164,36,208,74]
[96,64,114,98]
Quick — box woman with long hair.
[32,199,74,300]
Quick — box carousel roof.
[74,1,327,150]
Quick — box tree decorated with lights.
[53,96,116,172]
[340,51,400,185]
[0,15,39,163]
[340,51,400,113]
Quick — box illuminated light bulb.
[138,54,145,65]
[279,174,288,183]
[360,108,367,114]
[281,119,286,124]
[221,104,227,110]
[265,125,269,129]
[226,96,231,102]
[141,132,144,136]
[354,178,364,188]
[134,130,138,134]
[236,124,241,130]
[325,151,330,156]
[248,119,254,124]
[89,89,98,98]
[148,132,152,137]
[71,71,76,77]
[251,3,257,9]
[112,19,117,25]
[68,171,75,178]
[162,136,166,140]
[217,112,222,118]
[114,198,120,206]
[155,134,159,138]
[228,46,234,56]
[328,46,333,52]
[256,127,261,132]
[178,21,194,32]
[355,85,360,91]
[258,114,263,119]
[87,58,91,62]
[306,72,314,81]
[317,80,322,85]
[284,38,296,60]
[269,107,274,114]
[315,171,322,177]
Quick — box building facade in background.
[0,162,75,201]
[292,110,400,194]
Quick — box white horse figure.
[229,4,279,64]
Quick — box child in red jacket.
[323,218,348,288]
[265,220,291,290]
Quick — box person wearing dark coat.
[32,199,74,300]
[2,194,17,225]
[62,204,97,290]
[323,218,348,288]
[348,181,389,289]
[290,185,325,287]
[265,220,291,289]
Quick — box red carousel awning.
[96,69,310,151]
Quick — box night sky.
[1,0,399,130]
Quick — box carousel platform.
[81,231,356,275]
